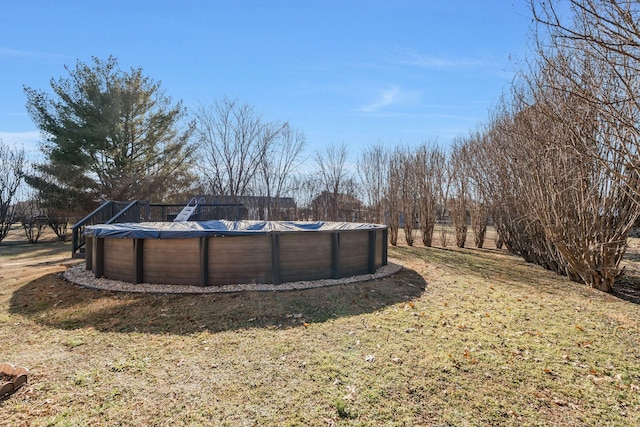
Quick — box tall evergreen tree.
[24,56,196,210]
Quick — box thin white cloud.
[0,47,68,59]
[357,111,477,121]
[0,47,30,57]
[398,48,484,70]
[360,86,422,113]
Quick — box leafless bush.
[516,0,640,291]
[449,143,468,248]
[415,142,444,247]
[438,155,452,247]
[357,145,389,224]
[18,199,47,244]
[44,199,71,241]
[461,132,490,248]
[47,217,69,240]
[26,164,72,241]
[470,201,488,249]
[495,233,504,250]
[449,195,467,248]
[530,0,640,202]
[386,148,403,246]
[444,0,640,291]
[468,40,639,291]
[397,148,418,246]
[466,105,563,273]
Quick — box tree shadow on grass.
[392,245,640,306]
[614,245,640,304]
[9,267,425,335]
[612,273,640,305]
[0,241,70,261]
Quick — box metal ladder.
[173,197,205,222]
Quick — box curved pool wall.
[84,220,388,286]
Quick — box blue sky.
[1,0,533,161]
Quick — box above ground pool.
[84,220,388,286]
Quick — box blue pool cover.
[85,220,386,239]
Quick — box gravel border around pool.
[63,261,403,294]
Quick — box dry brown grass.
[1,226,639,426]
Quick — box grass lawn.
[1,227,639,426]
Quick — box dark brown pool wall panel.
[279,232,333,282]
[208,234,273,285]
[103,238,135,283]
[143,238,201,285]
[338,231,370,277]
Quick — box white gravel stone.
[63,261,403,294]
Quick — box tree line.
[353,0,640,294]
[460,0,640,292]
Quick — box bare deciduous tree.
[256,123,306,220]
[357,144,389,224]
[415,142,445,247]
[386,148,403,246]
[530,0,640,202]
[393,147,418,246]
[450,141,469,248]
[458,133,489,248]
[26,164,72,240]
[438,153,452,247]
[195,98,274,201]
[470,199,488,249]
[289,173,322,220]
[467,34,639,292]
[0,141,26,244]
[520,0,640,291]
[314,142,352,221]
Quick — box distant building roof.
[204,195,297,210]
[311,191,362,209]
